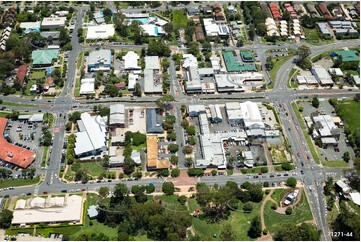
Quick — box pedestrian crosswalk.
[34,185,39,196]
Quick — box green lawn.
[70,194,119,240]
[76,52,84,70]
[271,146,289,163]
[30,70,45,79]
[74,78,81,97]
[270,189,287,204]
[78,162,104,177]
[172,9,188,29]
[6,225,82,237]
[41,146,49,167]
[303,28,320,44]
[274,164,295,172]
[322,160,349,168]
[2,101,36,107]
[264,190,313,231]
[291,102,321,164]
[191,198,262,240]
[240,166,269,174]
[0,177,40,189]
[131,143,146,151]
[336,100,360,133]
[288,68,299,88]
[43,113,54,127]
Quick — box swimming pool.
[128,17,150,24]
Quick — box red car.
[297,152,300,157]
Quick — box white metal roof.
[80,78,95,94]
[86,24,115,39]
[122,51,140,70]
[110,104,125,114]
[12,195,83,224]
[144,69,162,93]
[41,17,66,27]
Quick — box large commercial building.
[88,49,112,72]
[222,52,257,72]
[19,21,41,34]
[0,118,36,168]
[225,101,265,130]
[144,56,162,94]
[203,18,229,37]
[74,113,107,157]
[311,66,334,86]
[146,109,163,134]
[86,24,115,39]
[12,195,83,225]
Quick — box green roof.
[333,50,360,63]
[240,51,254,62]
[32,49,59,65]
[223,51,256,72]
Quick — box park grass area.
[120,87,130,95]
[322,159,349,168]
[336,100,360,133]
[190,198,263,241]
[270,188,287,204]
[78,162,104,177]
[74,78,81,97]
[24,80,37,96]
[291,102,321,164]
[303,28,320,45]
[0,177,40,189]
[131,143,146,151]
[70,194,119,240]
[172,9,188,29]
[264,190,313,231]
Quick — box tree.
[299,106,304,112]
[162,182,175,195]
[211,170,217,176]
[220,223,236,241]
[261,167,268,173]
[99,186,109,198]
[132,132,146,146]
[236,39,244,47]
[342,151,350,163]
[145,184,155,194]
[248,216,262,238]
[282,10,291,21]
[186,125,196,135]
[168,144,179,153]
[134,83,142,97]
[155,95,175,111]
[178,195,187,205]
[181,119,189,128]
[312,96,320,108]
[285,206,293,215]
[157,169,169,178]
[133,171,143,179]
[0,209,13,229]
[332,202,360,241]
[123,157,136,175]
[297,45,311,62]
[286,177,297,188]
[171,168,180,178]
[273,223,321,241]
[183,146,193,154]
[243,202,253,212]
[184,158,193,167]
[282,162,293,171]
[170,155,178,165]
[118,232,129,241]
[167,132,177,141]
[248,184,264,203]
[187,168,204,177]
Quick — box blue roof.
[46,67,54,76]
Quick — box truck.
[61,190,67,193]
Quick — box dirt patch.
[257,233,273,241]
[170,170,197,186]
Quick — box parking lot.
[299,100,355,162]
[0,118,44,173]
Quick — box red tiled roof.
[269,3,278,8]
[16,64,27,86]
[319,4,334,19]
[114,82,126,89]
[0,118,35,168]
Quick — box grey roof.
[29,113,44,122]
[145,56,160,70]
[317,23,331,35]
[146,109,163,133]
[77,120,86,132]
[109,156,125,164]
[87,205,99,218]
[144,69,162,93]
[88,49,112,66]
